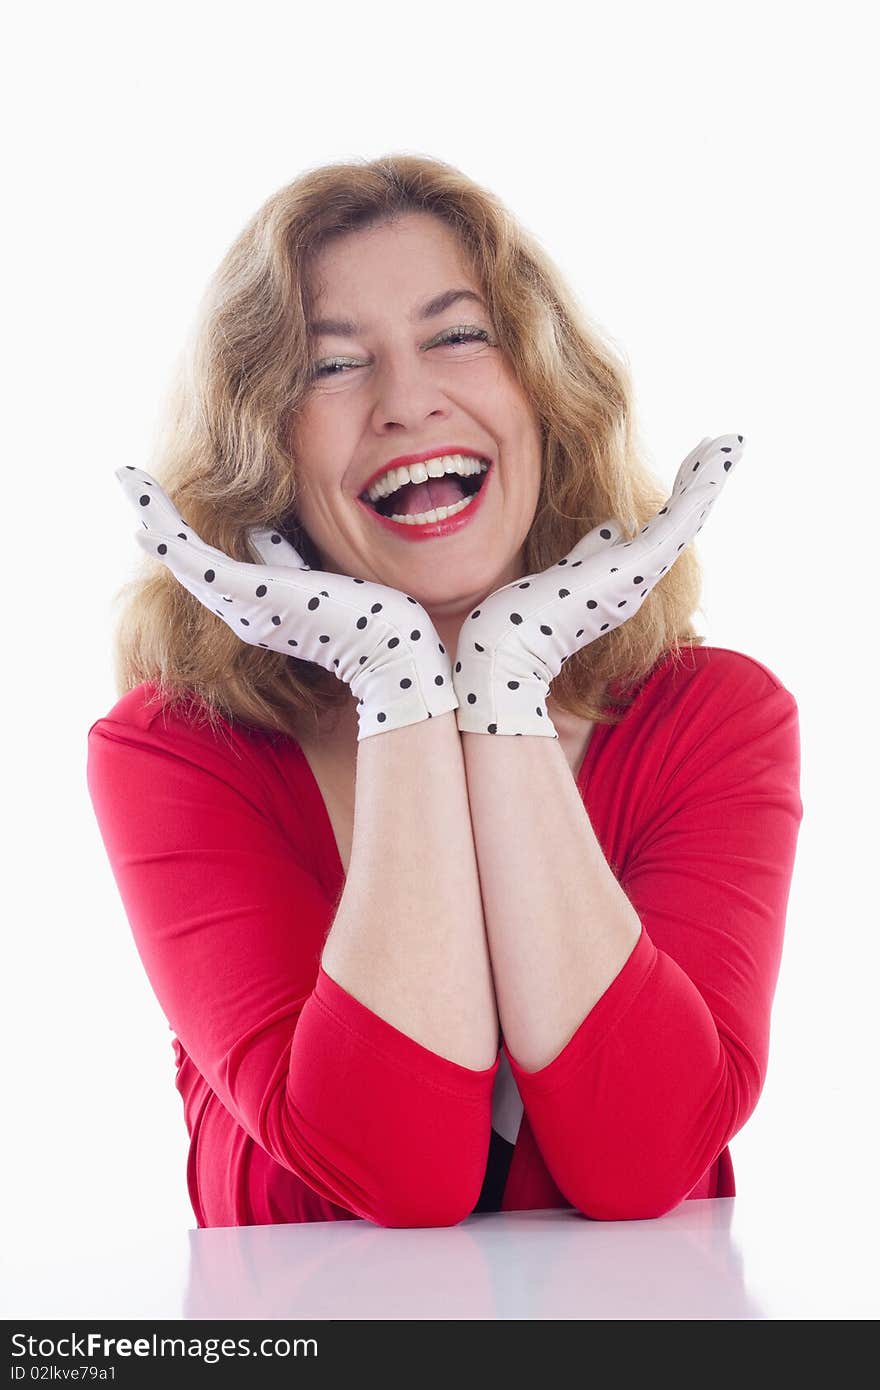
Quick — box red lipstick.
[356,460,494,542]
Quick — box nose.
[368,346,451,434]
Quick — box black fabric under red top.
[86,644,803,1228]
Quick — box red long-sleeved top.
[86,644,803,1228]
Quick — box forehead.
[307,212,478,308]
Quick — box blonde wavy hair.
[112,152,706,741]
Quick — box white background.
[3,0,877,1314]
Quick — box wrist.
[453,666,557,737]
[352,646,459,741]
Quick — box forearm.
[461,731,641,1072]
[321,710,500,1071]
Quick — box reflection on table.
[184,1199,762,1320]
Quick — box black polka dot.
[307,597,320,610]
[633,575,643,584]
[157,543,167,555]
[600,528,611,539]
[400,678,412,689]
[540,625,552,636]
[508,681,519,690]
[371,603,383,613]
[455,661,462,673]
[470,610,481,620]
[488,724,497,734]
[388,637,400,649]
[434,675,444,685]
[586,599,597,609]
[270,534,282,544]
[467,693,477,704]
[204,569,215,582]
[518,582,531,589]
[377,712,386,723]
[356,617,367,629]
[319,635,330,643]
[510,613,523,625]
[287,639,298,647]
[558,589,570,599]
[139,495,150,507]
[271,615,281,625]
[410,630,421,641]
[240,618,249,626]
[256,585,267,597]
[475,642,485,653]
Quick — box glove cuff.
[453,673,559,738]
[351,656,459,741]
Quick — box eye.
[430,325,493,348]
[311,356,361,380]
[309,325,495,381]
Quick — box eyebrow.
[308,288,487,338]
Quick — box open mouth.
[360,461,490,525]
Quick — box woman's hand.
[115,466,458,740]
[453,433,745,737]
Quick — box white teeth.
[386,492,477,526]
[365,453,487,503]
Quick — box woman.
[87,154,803,1229]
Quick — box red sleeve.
[504,658,804,1220]
[86,695,498,1228]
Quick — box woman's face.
[289,212,543,620]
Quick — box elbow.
[366,1178,477,1229]
[368,1195,473,1229]
[569,1182,688,1223]
[559,1159,703,1223]
[563,1063,754,1222]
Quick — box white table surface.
[4,1197,877,1321]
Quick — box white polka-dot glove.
[453,433,744,737]
[115,467,459,741]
